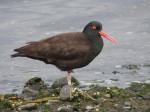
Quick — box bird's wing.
[14,32,91,60]
[39,32,91,60]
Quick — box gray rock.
[52,77,68,89]
[51,77,79,89]
[94,98,106,104]
[18,103,37,111]
[20,77,49,100]
[143,92,150,100]
[20,87,39,100]
[24,77,47,90]
[57,105,73,112]
[123,101,131,110]
[122,64,140,70]
[60,85,72,100]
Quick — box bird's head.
[83,21,117,44]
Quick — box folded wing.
[12,32,91,63]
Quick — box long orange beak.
[99,31,117,44]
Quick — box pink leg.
[67,70,73,99]
[67,70,72,86]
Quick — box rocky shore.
[0,77,150,112]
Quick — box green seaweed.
[127,83,150,97]
[0,100,12,110]
[0,80,150,111]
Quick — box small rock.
[110,78,119,81]
[124,101,131,106]
[95,108,99,111]
[94,98,106,104]
[21,87,38,100]
[12,88,18,93]
[18,103,37,111]
[123,101,131,110]
[20,77,48,100]
[112,71,120,74]
[60,85,72,100]
[51,77,79,89]
[24,77,47,90]
[122,64,140,70]
[104,94,111,98]
[114,103,118,107]
[143,92,150,100]
[57,105,73,112]
[85,105,94,110]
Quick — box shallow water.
[0,0,150,93]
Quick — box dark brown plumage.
[12,32,94,71]
[11,21,116,88]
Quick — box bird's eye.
[90,25,100,30]
[91,25,97,30]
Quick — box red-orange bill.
[99,31,117,44]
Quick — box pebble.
[123,101,131,110]
[60,85,72,100]
[105,94,111,98]
[57,105,73,112]
[20,77,48,100]
[86,105,94,110]
[95,108,99,111]
[18,103,37,111]
[110,78,119,81]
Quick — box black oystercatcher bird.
[11,21,116,89]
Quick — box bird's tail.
[11,46,28,58]
[11,42,37,58]
[11,53,25,58]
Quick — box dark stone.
[112,71,120,74]
[12,88,18,93]
[20,77,49,100]
[122,64,140,70]
[24,77,47,91]
[110,78,119,81]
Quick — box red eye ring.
[91,25,96,30]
